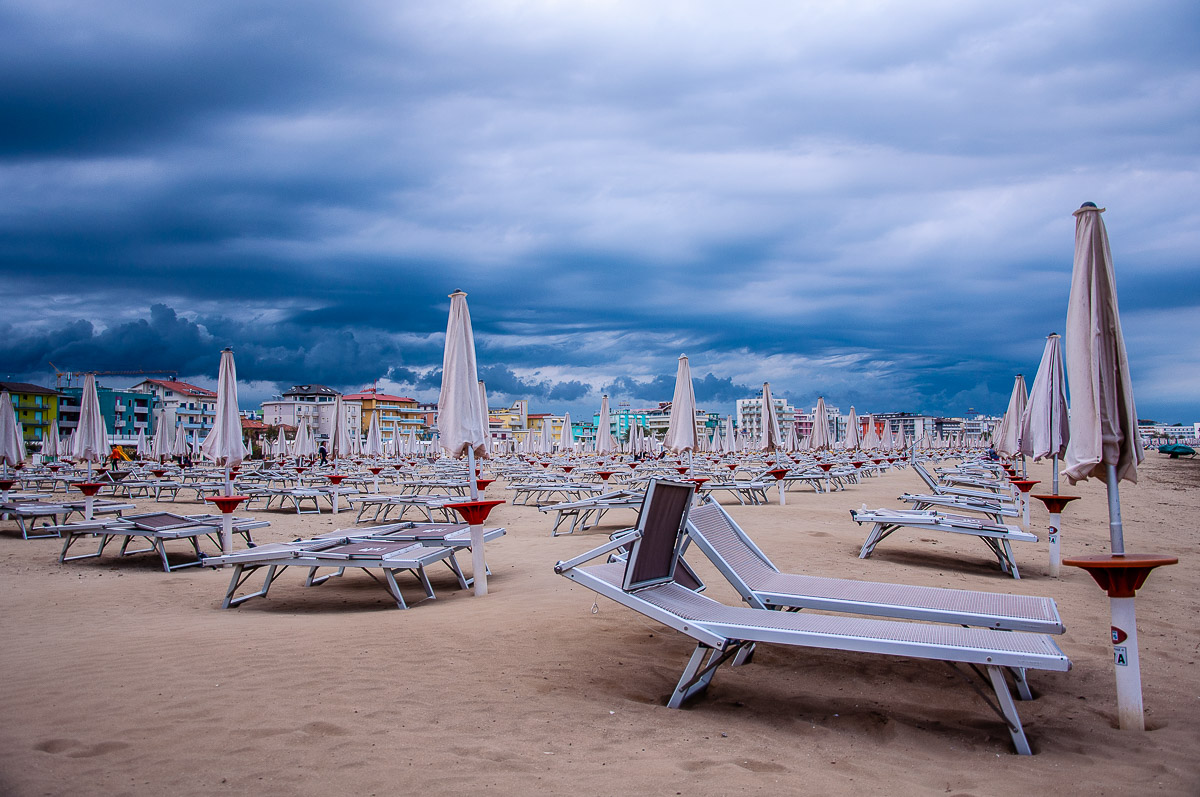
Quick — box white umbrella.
[862,415,881,451]
[71,374,109,471]
[994,375,1029,461]
[760,382,783,454]
[70,374,109,519]
[364,412,384,457]
[293,420,316,461]
[151,408,174,461]
[0,392,23,488]
[173,419,188,461]
[810,397,832,452]
[664,355,698,460]
[723,415,736,454]
[436,289,492,596]
[540,417,553,456]
[327,394,350,461]
[42,419,61,460]
[596,395,615,455]
[844,407,861,451]
[1061,202,1173,732]
[1020,332,1071,574]
[559,411,572,454]
[200,348,246,554]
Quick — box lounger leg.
[1008,667,1033,701]
[987,665,1032,755]
[859,523,890,559]
[442,552,471,589]
[381,568,409,609]
[223,564,284,608]
[668,644,719,708]
[306,566,347,586]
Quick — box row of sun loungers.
[53,511,269,572]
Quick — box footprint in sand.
[35,739,130,757]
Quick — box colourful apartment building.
[342,388,424,441]
[128,378,218,444]
[0,381,58,442]
[58,383,156,444]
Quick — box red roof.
[144,379,216,398]
[241,419,269,430]
[342,392,416,403]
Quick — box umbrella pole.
[222,464,233,555]
[1106,464,1125,555]
[467,447,487,596]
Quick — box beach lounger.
[56,511,269,572]
[898,492,1020,524]
[1,498,70,539]
[206,538,457,609]
[555,479,1070,755]
[313,521,507,589]
[851,508,1038,578]
[914,463,1013,502]
[538,489,644,535]
[686,501,1062,633]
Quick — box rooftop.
[141,379,217,398]
[283,384,339,398]
[0,381,57,396]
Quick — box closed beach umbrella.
[293,420,316,460]
[1061,202,1171,733]
[135,427,151,459]
[809,397,832,452]
[844,407,861,451]
[437,290,492,595]
[151,409,174,461]
[0,391,24,473]
[994,375,1028,459]
[862,415,881,451]
[71,374,109,473]
[364,412,384,457]
[596,395,615,455]
[1021,333,1070,487]
[327,394,350,460]
[201,348,244,472]
[724,414,737,454]
[663,354,698,456]
[760,382,783,453]
[559,411,572,453]
[540,417,553,455]
[43,419,61,459]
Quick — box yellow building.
[343,388,424,440]
[0,381,59,443]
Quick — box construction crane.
[48,363,179,389]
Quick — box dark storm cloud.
[0,1,1197,420]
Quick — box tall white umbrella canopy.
[559,411,572,453]
[809,397,832,452]
[540,417,553,455]
[327,394,350,460]
[861,415,881,450]
[151,408,174,461]
[173,418,188,460]
[42,419,61,459]
[1061,202,1173,733]
[723,415,736,454]
[663,354,698,455]
[201,349,244,471]
[844,407,861,451]
[0,391,24,472]
[596,395,615,455]
[293,419,316,460]
[760,382,783,453]
[436,289,492,596]
[71,374,109,472]
[135,427,151,459]
[364,412,384,457]
[1021,333,1070,489]
[994,375,1029,459]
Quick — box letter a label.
[1114,646,1128,667]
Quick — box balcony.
[133,405,149,415]
[114,402,127,412]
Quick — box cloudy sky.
[2,1,1198,422]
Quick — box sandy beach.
[1,455,1197,796]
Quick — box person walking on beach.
[318,443,328,466]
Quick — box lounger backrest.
[687,503,778,592]
[913,463,938,490]
[623,479,694,592]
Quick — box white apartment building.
[261,384,361,443]
[128,378,217,444]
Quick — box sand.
[1,455,1197,796]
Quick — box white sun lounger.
[538,489,645,535]
[56,511,268,572]
[851,508,1039,578]
[686,501,1062,634]
[557,480,1069,754]
[555,479,1070,755]
[898,492,1021,524]
[206,537,457,609]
